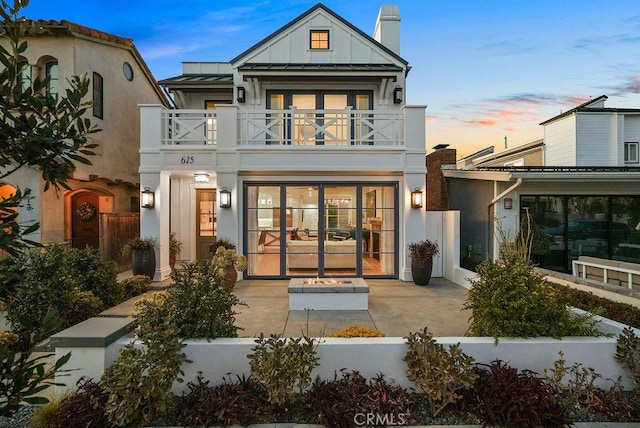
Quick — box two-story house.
[1,20,169,259]
[139,3,427,281]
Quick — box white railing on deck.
[162,110,218,145]
[159,107,404,146]
[239,107,403,146]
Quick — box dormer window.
[310,30,329,49]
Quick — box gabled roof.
[230,3,409,67]
[25,19,170,107]
[540,95,640,125]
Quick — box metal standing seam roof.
[158,74,234,85]
[237,63,404,72]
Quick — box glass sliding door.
[245,186,282,276]
[323,186,357,276]
[286,185,319,276]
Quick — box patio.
[232,278,470,338]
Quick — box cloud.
[573,34,640,50]
[610,75,640,96]
[477,38,539,56]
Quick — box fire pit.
[288,278,369,310]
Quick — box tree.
[0,1,98,414]
[0,0,98,279]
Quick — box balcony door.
[267,91,372,145]
[196,189,216,259]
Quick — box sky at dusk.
[20,0,640,158]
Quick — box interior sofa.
[287,239,357,269]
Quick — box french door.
[245,183,397,278]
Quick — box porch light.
[236,86,246,103]
[411,188,423,209]
[141,187,155,209]
[504,197,513,210]
[219,187,231,208]
[393,86,403,104]
[194,173,209,183]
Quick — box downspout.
[487,177,523,260]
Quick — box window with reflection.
[245,183,397,278]
[46,61,58,99]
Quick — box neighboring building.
[1,20,169,255]
[139,3,427,281]
[457,138,544,169]
[542,95,640,167]
[432,97,640,273]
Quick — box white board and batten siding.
[544,115,577,166]
[574,113,616,166]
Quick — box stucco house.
[0,20,169,258]
[139,3,428,281]
[432,96,640,273]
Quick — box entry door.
[71,191,99,249]
[196,189,216,259]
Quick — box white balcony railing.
[162,109,218,146]
[160,107,404,147]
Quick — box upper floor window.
[45,61,58,99]
[18,61,31,93]
[624,142,639,164]
[310,30,329,49]
[92,72,103,119]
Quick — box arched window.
[92,72,103,119]
[18,60,31,93]
[46,61,58,99]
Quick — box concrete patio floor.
[230,277,470,338]
[101,276,471,338]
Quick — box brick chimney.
[426,144,456,211]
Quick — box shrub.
[408,240,439,262]
[175,374,275,426]
[119,275,151,299]
[65,246,120,307]
[470,360,572,427]
[248,333,320,405]
[64,291,103,327]
[616,327,640,390]
[100,314,186,427]
[330,325,385,337]
[32,378,108,428]
[403,326,477,416]
[135,259,246,339]
[305,370,415,427]
[6,245,122,336]
[463,254,600,339]
[0,310,70,417]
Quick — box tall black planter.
[132,248,156,279]
[411,258,433,286]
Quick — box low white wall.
[74,315,636,395]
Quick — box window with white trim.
[624,142,639,164]
[45,61,58,99]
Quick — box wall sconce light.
[411,187,423,209]
[236,86,246,103]
[219,187,231,208]
[393,86,403,104]
[504,197,513,210]
[141,187,155,208]
[194,173,209,183]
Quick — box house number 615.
[180,156,195,164]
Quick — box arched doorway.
[70,191,100,249]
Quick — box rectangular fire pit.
[288,278,369,310]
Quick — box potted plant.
[209,238,247,290]
[169,232,183,270]
[408,239,439,286]
[122,237,156,280]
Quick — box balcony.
[159,107,404,147]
